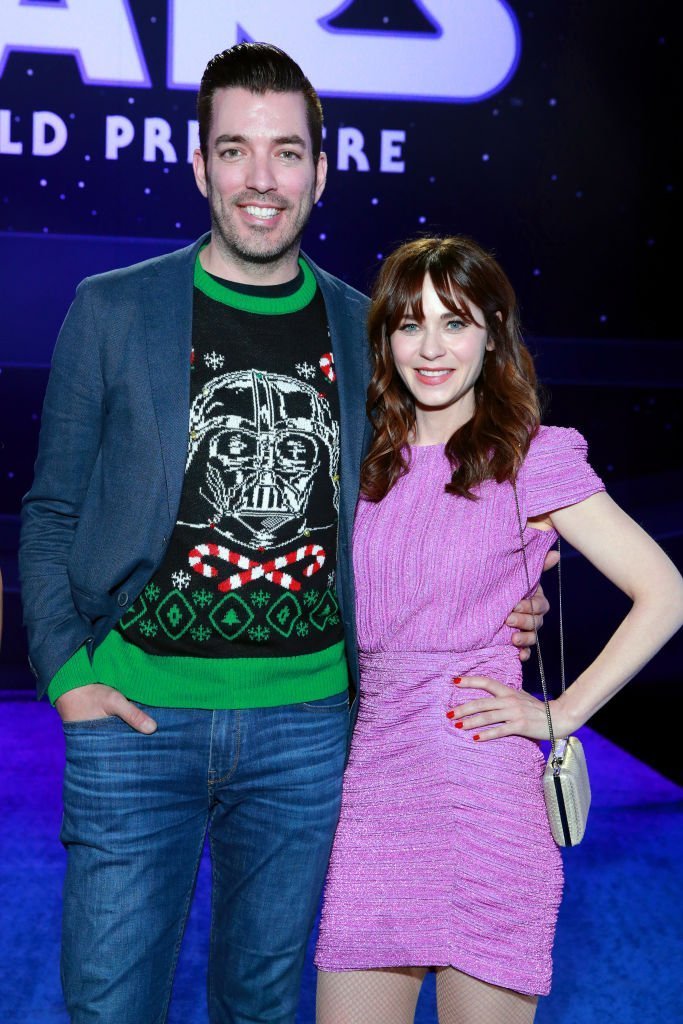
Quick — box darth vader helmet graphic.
[180,370,339,548]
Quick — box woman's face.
[390,273,494,441]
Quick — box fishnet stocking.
[316,967,427,1024]
[316,967,538,1024]
[435,967,538,1024]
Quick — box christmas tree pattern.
[119,553,341,653]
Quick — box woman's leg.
[316,967,428,1024]
[435,967,538,1024]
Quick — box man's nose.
[245,154,278,194]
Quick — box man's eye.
[220,148,241,159]
[279,150,301,161]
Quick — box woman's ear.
[486,310,502,351]
[486,309,503,350]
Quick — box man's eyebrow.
[272,135,307,148]
[213,133,308,149]
[214,134,248,147]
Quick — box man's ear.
[193,148,208,199]
[314,151,328,204]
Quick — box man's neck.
[200,238,302,287]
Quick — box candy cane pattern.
[188,543,326,593]
[319,352,336,382]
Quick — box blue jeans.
[60,693,349,1023]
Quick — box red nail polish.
[452,676,462,684]
[473,734,480,741]
[455,721,463,729]
[446,710,455,719]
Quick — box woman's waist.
[358,643,521,679]
[356,644,526,714]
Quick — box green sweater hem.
[47,645,95,704]
[47,632,349,709]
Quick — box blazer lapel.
[143,237,206,526]
[306,256,371,545]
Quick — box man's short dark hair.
[197,42,324,164]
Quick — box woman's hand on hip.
[449,676,573,742]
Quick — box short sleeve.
[523,426,605,518]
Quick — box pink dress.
[315,427,605,995]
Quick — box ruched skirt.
[315,647,563,995]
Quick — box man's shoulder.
[303,254,370,314]
[76,235,206,297]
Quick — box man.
[20,42,549,1024]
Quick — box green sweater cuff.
[47,645,97,705]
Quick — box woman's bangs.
[385,261,429,333]
[429,264,479,325]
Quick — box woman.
[315,236,683,1023]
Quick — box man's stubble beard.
[207,180,316,271]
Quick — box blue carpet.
[0,698,680,1023]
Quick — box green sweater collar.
[194,250,317,315]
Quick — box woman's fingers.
[452,698,499,719]
[470,725,515,742]
[456,675,507,696]
[448,678,553,740]
[450,709,506,731]
[452,677,518,724]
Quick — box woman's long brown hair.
[361,236,541,501]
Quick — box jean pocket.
[62,714,129,731]
[301,691,349,713]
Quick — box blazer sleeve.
[19,278,105,694]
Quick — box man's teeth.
[245,206,279,219]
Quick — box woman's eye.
[447,319,465,330]
[399,322,419,332]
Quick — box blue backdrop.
[0,0,681,777]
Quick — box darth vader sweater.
[47,254,348,709]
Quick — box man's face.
[193,87,327,272]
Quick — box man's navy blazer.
[19,235,371,701]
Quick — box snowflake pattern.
[295,621,310,637]
[190,624,212,642]
[171,570,192,590]
[140,619,158,638]
[204,351,225,371]
[328,614,340,626]
[295,361,316,380]
[192,589,214,608]
[144,582,161,601]
[303,590,319,608]
[250,590,271,608]
[327,571,336,588]
[248,624,271,642]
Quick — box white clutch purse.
[543,736,591,847]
